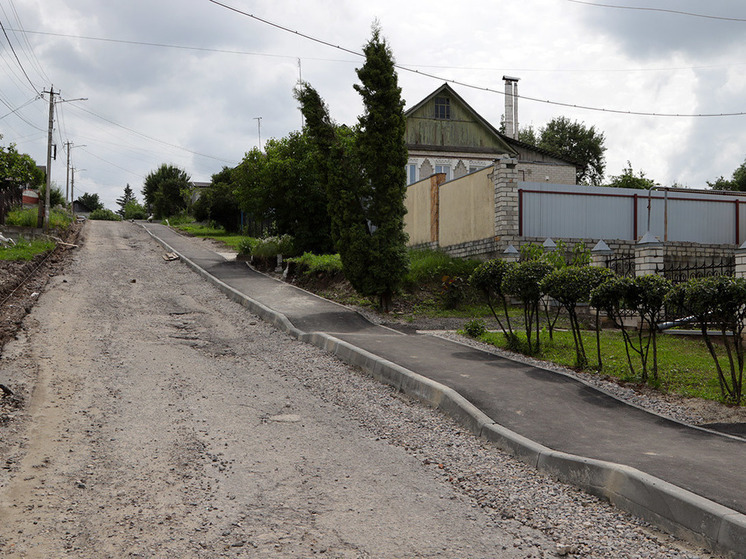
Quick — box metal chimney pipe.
[503,76,520,139]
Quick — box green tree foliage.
[122,199,147,220]
[263,133,332,253]
[590,275,671,383]
[76,192,104,212]
[39,185,65,209]
[707,157,746,192]
[666,276,746,404]
[349,24,409,311]
[89,208,122,221]
[541,266,612,367]
[233,148,266,223]
[194,167,242,233]
[0,142,43,224]
[469,259,517,348]
[502,260,553,354]
[116,184,137,217]
[294,24,408,311]
[142,164,191,218]
[606,161,657,190]
[537,117,606,185]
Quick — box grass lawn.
[478,328,729,403]
[0,239,57,261]
[173,223,247,251]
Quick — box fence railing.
[660,258,735,284]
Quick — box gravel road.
[0,221,715,558]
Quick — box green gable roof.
[404,83,517,156]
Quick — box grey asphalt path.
[142,223,746,555]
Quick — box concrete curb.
[142,225,746,559]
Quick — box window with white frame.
[406,163,418,185]
[434,164,450,181]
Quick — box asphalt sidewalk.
[141,222,746,557]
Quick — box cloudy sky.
[2,0,745,210]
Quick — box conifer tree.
[294,24,408,311]
[350,23,409,311]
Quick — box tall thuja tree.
[351,24,409,311]
[293,83,365,256]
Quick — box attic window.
[434,96,450,119]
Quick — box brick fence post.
[635,232,664,277]
[503,243,520,263]
[591,239,612,268]
[492,155,520,250]
[736,241,746,279]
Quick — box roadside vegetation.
[167,220,743,406]
[0,238,56,261]
[5,207,72,229]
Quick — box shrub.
[469,259,516,344]
[665,276,746,404]
[405,249,480,286]
[541,266,612,367]
[288,252,343,276]
[238,237,259,256]
[251,234,295,258]
[503,260,553,354]
[463,318,486,338]
[123,200,147,220]
[89,208,122,221]
[5,207,72,229]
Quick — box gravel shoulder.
[0,221,716,557]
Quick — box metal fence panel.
[519,182,744,245]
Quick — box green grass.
[405,248,481,286]
[477,328,729,402]
[5,207,73,229]
[0,238,56,261]
[173,223,249,251]
[289,252,343,276]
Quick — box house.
[404,82,577,185]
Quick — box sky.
[1,0,745,210]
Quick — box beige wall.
[404,177,434,246]
[439,167,494,246]
[517,162,576,184]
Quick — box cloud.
[570,0,746,59]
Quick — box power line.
[79,146,146,180]
[9,28,303,61]
[207,0,746,118]
[0,18,38,93]
[67,103,238,164]
[8,26,746,76]
[2,1,51,84]
[0,94,37,119]
[567,0,746,22]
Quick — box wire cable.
[207,0,746,118]
[67,103,238,164]
[567,0,746,22]
[0,18,38,93]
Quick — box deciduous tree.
[142,164,191,218]
[538,116,606,185]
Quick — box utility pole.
[65,142,86,215]
[71,167,77,220]
[254,116,262,152]
[41,86,56,231]
[65,140,71,206]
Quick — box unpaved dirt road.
[0,221,710,558]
